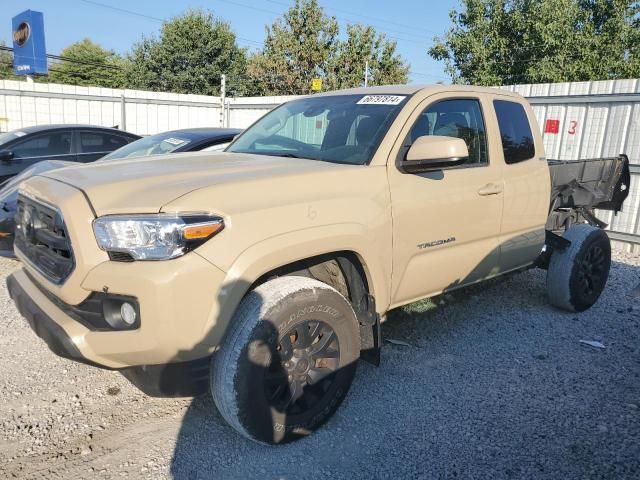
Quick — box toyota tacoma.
[6,85,630,444]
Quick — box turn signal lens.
[183,222,224,240]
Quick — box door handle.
[477,183,503,196]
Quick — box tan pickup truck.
[6,85,630,444]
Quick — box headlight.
[93,213,224,260]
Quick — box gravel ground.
[0,252,638,480]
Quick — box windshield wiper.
[268,152,349,164]
[269,152,309,159]
[231,150,330,162]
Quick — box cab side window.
[409,99,488,165]
[493,100,535,164]
[12,132,72,158]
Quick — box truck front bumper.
[7,271,103,368]
[7,252,229,397]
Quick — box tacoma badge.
[418,237,456,249]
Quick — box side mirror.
[0,150,14,162]
[400,136,468,174]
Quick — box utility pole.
[220,74,226,128]
[120,94,127,131]
[364,61,369,88]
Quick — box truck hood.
[40,152,343,215]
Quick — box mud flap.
[536,230,572,269]
[357,293,381,366]
[545,230,571,251]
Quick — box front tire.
[546,224,611,312]
[211,276,360,444]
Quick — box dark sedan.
[0,128,241,255]
[99,128,241,160]
[0,124,140,183]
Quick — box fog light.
[120,302,137,325]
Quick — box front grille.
[15,194,75,284]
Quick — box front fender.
[196,223,391,349]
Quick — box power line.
[0,45,125,72]
[76,0,263,48]
[47,54,121,70]
[2,58,447,93]
[264,0,440,37]
[3,48,450,85]
[216,0,436,44]
[0,59,110,80]
[213,0,433,47]
[75,0,433,52]
[78,0,163,22]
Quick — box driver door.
[387,94,505,307]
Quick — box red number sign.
[545,119,560,134]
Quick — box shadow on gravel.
[167,258,640,480]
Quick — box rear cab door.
[491,96,550,272]
[386,91,507,307]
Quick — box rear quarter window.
[493,100,535,164]
[80,132,131,154]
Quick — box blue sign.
[12,10,47,76]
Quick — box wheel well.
[251,251,380,364]
[251,251,371,305]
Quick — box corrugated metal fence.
[0,80,223,134]
[0,79,294,134]
[0,78,638,251]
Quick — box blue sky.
[1,0,458,84]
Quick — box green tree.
[429,0,640,85]
[578,0,640,80]
[0,42,17,81]
[247,0,340,95]
[327,24,409,90]
[248,0,409,94]
[125,10,249,95]
[48,39,126,87]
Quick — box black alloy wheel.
[265,320,340,415]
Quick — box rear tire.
[211,276,360,444]
[546,224,611,312]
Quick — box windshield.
[102,132,192,161]
[227,94,408,165]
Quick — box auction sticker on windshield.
[357,95,406,105]
[163,137,188,146]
